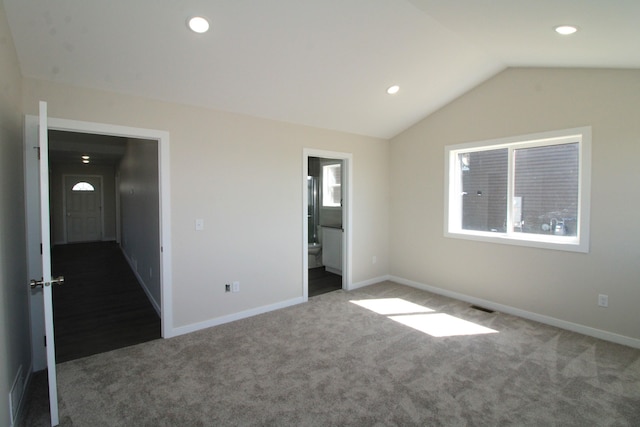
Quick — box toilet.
[308,225,323,268]
[308,242,322,256]
[308,242,322,268]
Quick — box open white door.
[32,101,61,426]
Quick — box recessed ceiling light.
[387,85,400,95]
[188,16,210,34]
[555,25,578,35]
[82,159,90,164]
[81,155,90,160]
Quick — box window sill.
[444,229,588,253]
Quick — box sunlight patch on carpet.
[389,313,498,337]
[350,298,498,337]
[350,298,434,315]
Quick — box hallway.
[51,241,160,363]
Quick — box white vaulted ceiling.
[4,0,640,139]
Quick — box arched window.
[72,181,95,192]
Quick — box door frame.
[25,115,174,370]
[62,174,104,244]
[302,148,352,300]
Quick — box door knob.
[50,276,65,286]
[30,276,64,289]
[30,278,44,289]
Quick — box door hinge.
[44,335,47,347]
[40,243,43,254]
[34,146,40,160]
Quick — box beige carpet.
[48,281,640,425]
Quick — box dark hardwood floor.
[51,241,161,363]
[308,267,342,297]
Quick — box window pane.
[72,181,95,192]
[460,149,508,232]
[327,185,341,206]
[322,164,341,207]
[514,143,579,236]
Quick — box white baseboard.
[171,296,306,337]
[120,247,161,315]
[325,266,342,275]
[389,275,640,350]
[350,275,391,290]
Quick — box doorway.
[49,130,162,362]
[302,149,352,300]
[24,115,173,371]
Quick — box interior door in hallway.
[65,175,102,242]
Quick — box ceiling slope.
[4,0,639,138]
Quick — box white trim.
[24,115,46,371]
[172,297,305,337]
[389,275,640,350]
[39,102,60,426]
[302,153,309,300]
[351,275,392,290]
[303,149,353,299]
[444,126,591,253]
[30,115,174,339]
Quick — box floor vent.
[9,365,24,424]
[470,304,495,314]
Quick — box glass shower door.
[308,176,319,243]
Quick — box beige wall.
[390,68,640,341]
[22,78,390,329]
[0,4,30,426]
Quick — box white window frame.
[322,162,342,208]
[444,127,591,253]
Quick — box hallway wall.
[118,138,161,312]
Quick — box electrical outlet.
[225,284,231,292]
[598,294,608,307]
[232,281,240,293]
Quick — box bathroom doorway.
[302,149,352,299]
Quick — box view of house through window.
[459,148,508,233]
[446,127,590,252]
[513,143,579,236]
